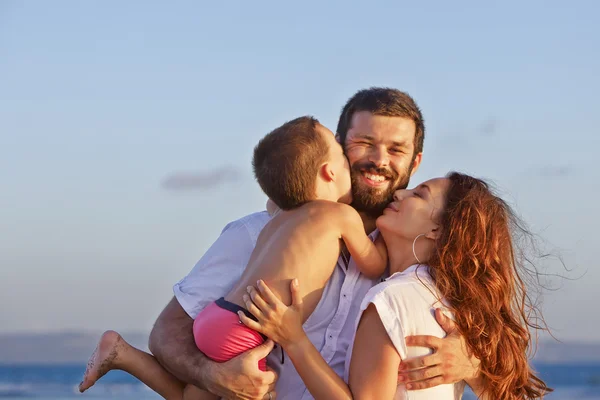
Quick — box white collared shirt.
[173,211,381,400]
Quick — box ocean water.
[0,363,599,399]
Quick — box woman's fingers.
[256,280,283,307]
[243,294,265,319]
[237,311,262,332]
[246,286,269,312]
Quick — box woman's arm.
[348,304,401,400]
[282,333,353,400]
[240,280,352,400]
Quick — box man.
[148,88,480,399]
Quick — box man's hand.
[149,298,279,399]
[204,339,278,400]
[398,308,480,390]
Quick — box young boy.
[79,116,387,399]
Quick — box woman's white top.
[344,264,465,399]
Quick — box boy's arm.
[337,204,388,278]
[374,233,388,263]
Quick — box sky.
[1,1,598,341]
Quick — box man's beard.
[350,161,411,218]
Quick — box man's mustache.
[352,162,397,180]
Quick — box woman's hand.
[238,279,305,348]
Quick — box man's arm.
[148,297,209,388]
[149,297,277,399]
[148,213,277,399]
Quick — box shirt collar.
[385,263,429,281]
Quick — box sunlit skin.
[78,123,388,400]
[376,178,451,270]
[343,111,423,231]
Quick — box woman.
[240,172,552,399]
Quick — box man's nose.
[368,147,390,168]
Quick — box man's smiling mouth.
[361,170,391,187]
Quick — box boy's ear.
[320,162,335,182]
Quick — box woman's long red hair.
[429,172,552,399]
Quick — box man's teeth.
[363,172,387,182]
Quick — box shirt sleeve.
[173,219,258,319]
[368,291,408,360]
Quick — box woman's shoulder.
[361,265,439,311]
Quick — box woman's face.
[376,177,450,241]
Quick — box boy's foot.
[78,330,124,393]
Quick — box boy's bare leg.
[183,384,219,400]
[79,330,186,399]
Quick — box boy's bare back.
[226,201,354,321]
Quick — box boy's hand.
[204,339,278,399]
[398,308,480,390]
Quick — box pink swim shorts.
[193,297,268,371]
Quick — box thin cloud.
[439,118,498,148]
[161,166,242,191]
[537,165,574,178]
[479,118,498,136]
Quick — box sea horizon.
[1,362,599,399]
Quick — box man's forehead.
[347,113,416,144]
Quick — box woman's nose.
[393,189,409,202]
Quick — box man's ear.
[320,162,335,182]
[410,153,423,177]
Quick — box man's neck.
[358,211,378,235]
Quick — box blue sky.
[1,1,598,341]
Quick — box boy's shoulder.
[281,200,355,226]
[300,200,356,216]
[292,201,360,234]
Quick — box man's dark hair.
[252,116,329,210]
[336,87,425,156]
